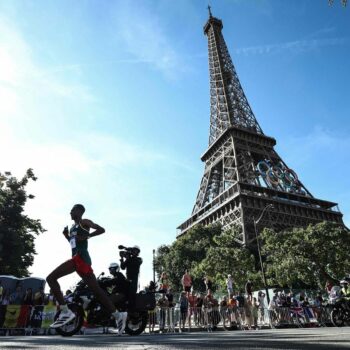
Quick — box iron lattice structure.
[177,11,343,243]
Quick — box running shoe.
[50,308,76,328]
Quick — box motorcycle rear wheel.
[55,304,85,337]
[331,307,345,327]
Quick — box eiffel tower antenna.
[177,12,343,243]
[207,4,213,18]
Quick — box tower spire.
[204,10,263,145]
[207,4,212,18]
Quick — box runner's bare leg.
[46,260,76,305]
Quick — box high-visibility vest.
[341,287,350,298]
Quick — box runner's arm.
[80,218,105,239]
[63,226,69,240]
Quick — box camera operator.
[120,245,142,307]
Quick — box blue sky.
[1,0,349,291]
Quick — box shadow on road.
[1,329,349,349]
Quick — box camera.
[119,250,131,259]
[118,245,136,259]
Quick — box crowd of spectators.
[150,271,342,332]
[0,281,55,307]
[151,271,269,331]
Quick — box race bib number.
[70,237,76,249]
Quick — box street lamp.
[253,204,274,305]
[152,249,156,283]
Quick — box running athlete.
[47,204,120,328]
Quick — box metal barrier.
[0,304,336,335]
[146,305,334,333]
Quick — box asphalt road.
[1,327,350,350]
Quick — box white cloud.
[234,37,348,56]
[112,2,185,79]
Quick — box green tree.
[0,169,45,276]
[155,224,262,293]
[154,224,220,292]
[195,227,262,293]
[261,222,350,289]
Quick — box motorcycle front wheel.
[331,307,345,327]
[124,312,148,336]
[55,304,85,337]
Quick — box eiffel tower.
[177,8,343,243]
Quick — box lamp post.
[253,204,274,305]
[152,249,156,283]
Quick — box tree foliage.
[194,228,262,292]
[155,224,262,293]
[329,0,347,7]
[0,169,45,277]
[154,224,220,292]
[261,222,350,289]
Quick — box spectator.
[313,291,324,321]
[244,298,253,330]
[33,287,45,305]
[166,288,174,307]
[245,280,253,301]
[179,291,189,331]
[268,295,278,310]
[219,296,228,321]
[302,297,310,307]
[291,294,299,307]
[10,285,23,305]
[277,291,286,307]
[1,289,10,305]
[47,290,57,306]
[227,293,238,325]
[203,289,216,331]
[325,280,333,295]
[252,297,259,329]
[147,281,156,333]
[226,274,233,297]
[196,293,204,326]
[166,288,175,332]
[268,295,278,325]
[258,291,266,324]
[159,272,169,292]
[157,293,168,333]
[315,292,324,307]
[203,275,213,291]
[285,292,292,308]
[188,290,198,328]
[0,281,3,303]
[181,270,192,295]
[235,290,245,308]
[22,288,34,305]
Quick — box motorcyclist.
[339,278,350,309]
[103,262,130,307]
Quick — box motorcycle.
[330,297,350,327]
[55,246,156,337]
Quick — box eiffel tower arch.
[177,10,343,243]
